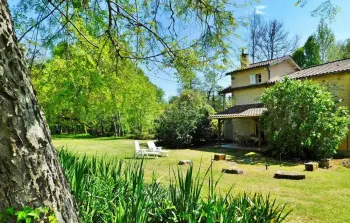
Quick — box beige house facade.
[212,52,350,151]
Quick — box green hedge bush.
[261,78,350,160]
[155,90,215,148]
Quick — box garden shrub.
[155,90,215,148]
[261,78,350,160]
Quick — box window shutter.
[250,74,256,84]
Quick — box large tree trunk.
[0,1,79,222]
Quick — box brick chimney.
[240,49,250,68]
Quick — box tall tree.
[201,71,224,111]
[315,20,335,63]
[292,47,306,68]
[32,36,164,137]
[0,1,79,221]
[328,39,350,61]
[248,13,263,63]
[304,35,321,67]
[257,19,299,60]
[3,0,249,217]
[338,39,350,59]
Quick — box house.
[211,51,350,152]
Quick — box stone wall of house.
[232,118,255,137]
[311,72,350,108]
[269,59,298,80]
[224,118,256,141]
[310,72,350,150]
[233,86,266,105]
[223,119,234,141]
[231,67,268,88]
[230,60,297,89]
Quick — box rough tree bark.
[0,1,79,222]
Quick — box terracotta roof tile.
[226,55,293,75]
[210,103,266,118]
[269,58,350,83]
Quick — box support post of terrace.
[256,118,262,148]
[218,119,222,145]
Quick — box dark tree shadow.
[191,146,299,167]
[53,134,127,141]
[53,134,97,139]
[97,137,128,141]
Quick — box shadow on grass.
[123,156,161,160]
[191,147,299,167]
[53,134,97,139]
[96,137,128,141]
[52,134,127,141]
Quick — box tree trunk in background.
[84,124,88,134]
[113,115,117,137]
[212,93,216,110]
[101,119,105,135]
[118,111,121,136]
[0,1,79,222]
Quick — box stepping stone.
[178,160,192,165]
[214,153,226,161]
[305,162,319,171]
[319,159,332,169]
[274,171,305,180]
[222,168,243,174]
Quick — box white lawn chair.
[147,141,169,157]
[135,141,159,158]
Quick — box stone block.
[305,162,318,171]
[319,159,332,169]
[222,168,243,174]
[214,154,226,161]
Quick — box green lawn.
[53,136,350,223]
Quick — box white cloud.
[256,5,266,10]
[255,5,267,15]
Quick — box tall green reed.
[58,149,291,222]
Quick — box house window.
[249,74,262,84]
[249,74,256,84]
[256,74,262,83]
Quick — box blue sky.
[8,0,350,100]
[146,0,350,100]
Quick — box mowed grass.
[53,136,350,223]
